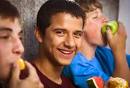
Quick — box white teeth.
[60,49,73,54]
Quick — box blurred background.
[8,0,130,59]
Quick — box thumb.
[106,29,113,41]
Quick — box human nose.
[101,15,109,23]
[64,34,75,49]
[12,36,24,55]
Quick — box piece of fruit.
[107,77,129,88]
[101,20,118,35]
[87,76,104,88]
[17,58,25,70]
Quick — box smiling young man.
[0,1,43,88]
[31,0,85,88]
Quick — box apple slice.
[101,20,118,35]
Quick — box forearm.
[112,50,130,83]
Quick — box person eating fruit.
[0,1,43,88]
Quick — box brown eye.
[55,29,65,37]
[0,27,12,40]
[73,31,83,38]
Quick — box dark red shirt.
[32,63,76,88]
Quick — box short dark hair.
[37,0,86,36]
[75,0,102,12]
[0,0,20,21]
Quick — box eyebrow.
[75,30,83,33]
[0,27,12,32]
[52,28,83,34]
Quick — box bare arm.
[106,22,130,83]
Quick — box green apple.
[101,20,118,35]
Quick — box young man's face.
[0,17,24,81]
[84,8,108,46]
[38,13,83,66]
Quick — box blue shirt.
[63,46,130,88]
[63,52,109,88]
[95,46,130,75]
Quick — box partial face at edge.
[0,17,24,80]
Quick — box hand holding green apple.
[101,20,118,35]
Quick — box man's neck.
[80,39,97,60]
[33,56,63,85]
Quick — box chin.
[59,59,72,66]
[63,62,71,66]
[100,43,107,47]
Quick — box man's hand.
[106,22,127,52]
[9,61,44,88]
[107,23,127,52]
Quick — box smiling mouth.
[58,49,74,55]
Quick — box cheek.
[0,43,14,65]
[0,55,11,80]
[0,46,8,61]
[0,44,11,57]
[86,19,102,31]
[52,36,65,47]
[45,36,64,52]
[75,39,82,49]
[85,21,102,38]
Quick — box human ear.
[34,27,43,43]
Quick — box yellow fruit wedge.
[17,58,25,70]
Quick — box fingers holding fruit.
[16,58,28,79]
[9,59,44,88]
[102,21,127,51]
[101,20,118,35]
[8,58,25,86]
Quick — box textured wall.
[101,0,119,20]
[118,0,130,54]
[8,0,119,60]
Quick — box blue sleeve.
[126,54,130,67]
[96,47,130,76]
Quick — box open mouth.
[58,49,74,54]
[57,48,75,59]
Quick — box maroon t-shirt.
[32,63,76,88]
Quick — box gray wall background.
[118,0,130,54]
[8,0,129,59]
